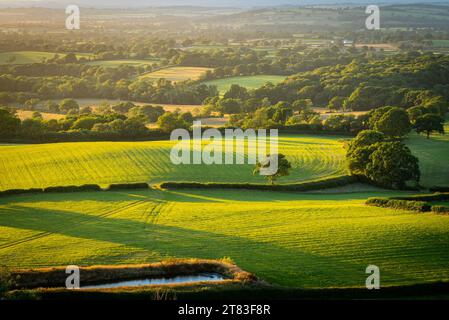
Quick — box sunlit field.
[1,189,449,288]
[138,66,214,82]
[203,75,286,94]
[85,59,160,68]
[0,51,93,64]
[0,135,348,190]
[1,2,449,300]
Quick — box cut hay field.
[0,130,448,191]
[138,66,213,82]
[84,59,159,68]
[0,51,93,64]
[1,189,449,288]
[203,75,286,94]
[0,135,348,190]
[16,110,65,121]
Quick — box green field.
[431,40,449,48]
[203,75,286,94]
[138,66,213,82]
[1,189,449,288]
[0,51,93,64]
[1,131,447,192]
[1,132,448,289]
[406,131,449,187]
[85,59,160,68]
[0,135,348,190]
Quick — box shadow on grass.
[0,204,415,287]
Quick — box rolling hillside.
[0,135,348,190]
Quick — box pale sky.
[0,0,448,8]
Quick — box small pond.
[81,273,225,289]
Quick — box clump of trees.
[347,130,420,189]
[157,111,194,133]
[0,107,152,141]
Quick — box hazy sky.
[1,0,448,8]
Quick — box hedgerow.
[366,198,431,212]
[159,175,357,192]
[106,183,150,191]
[432,206,449,214]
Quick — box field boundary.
[158,175,358,192]
[366,193,449,213]
[0,176,358,198]
[0,183,150,198]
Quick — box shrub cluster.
[366,193,449,213]
[432,206,449,214]
[429,186,449,193]
[366,198,431,212]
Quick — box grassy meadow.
[15,110,65,121]
[1,188,449,288]
[203,75,286,94]
[84,59,160,68]
[0,135,348,190]
[0,51,93,64]
[1,130,447,191]
[406,130,449,187]
[138,66,213,82]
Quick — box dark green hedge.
[0,188,43,197]
[43,184,102,193]
[0,185,103,197]
[106,183,150,191]
[432,206,449,214]
[1,183,152,197]
[159,176,357,192]
[430,186,449,193]
[366,198,431,212]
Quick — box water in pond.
[82,273,225,289]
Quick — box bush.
[106,183,150,191]
[431,206,449,214]
[0,266,16,298]
[430,186,449,193]
[159,176,357,192]
[43,184,102,193]
[366,198,431,212]
[0,188,43,197]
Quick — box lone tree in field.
[253,153,292,185]
[414,113,445,139]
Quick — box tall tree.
[414,114,445,138]
[253,153,292,185]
